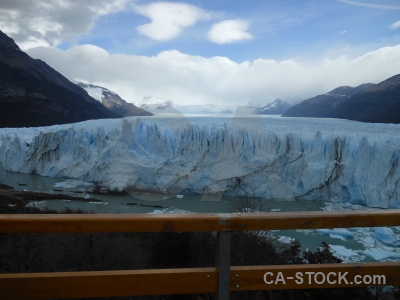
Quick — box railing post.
[216,231,231,300]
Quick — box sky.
[1,0,400,106]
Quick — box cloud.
[0,0,129,49]
[134,2,211,41]
[337,0,400,10]
[340,30,348,35]
[27,44,400,107]
[391,20,400,30]
[208,19,253,44]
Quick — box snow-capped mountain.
[139,96,234,115]
[1,117,399,208]
[76,82,152,117]
[0,30,118,128]
[256,99,292,115]
[140,96,174,110]
[176,104,234,114]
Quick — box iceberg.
[329,245,360,260]
[278,236,295,244]
[374,227,396,245]
[316,228,354,239]
[329,234,347,241]
[53,179,93,189]
[364,249,400,261]
[0,116,399,208]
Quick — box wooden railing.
[1,210,400,299]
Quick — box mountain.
[76,82,152,117]
[137,96,184,116]
[256,99,292,115]
[329,74,400,123]
[0,30,118,128]
[283,84,374,118]
[176,104,234,114]
[140,96,175,111]
[139,96,235,115]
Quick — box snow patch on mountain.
[140,96,174,110]
[76,82,152,117]
[177,104,234,115]
[84,86,104,102]
[77,82,117,102]
[257,99,292,115]
[139,96,235,115]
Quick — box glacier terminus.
[0,115,399,208]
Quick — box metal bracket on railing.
[216,231,232,300]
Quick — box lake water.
[1,164,399,263]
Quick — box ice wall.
[0,117,399,208]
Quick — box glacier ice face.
[0,116,399,208]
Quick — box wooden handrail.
[3,262,400,300]
[1,209,400,299]
[1,209,400,232]
[0,268,218,299]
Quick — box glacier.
[0,115,399,208]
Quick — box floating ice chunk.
[148,209,165,214]
[329,245,358,258]
[270,208,281,212]
[364,249,400,261]
[89,201,105,205]
[147,208,191,214]
[329,234,347,241]
[316,228,354,239]
[374,227,396,245]
[167,209,192,214]
[26,201,46,207]
[54,179,93,189]
[361,236,376,246]
[278,236,294,244]
[176,194,184,199]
